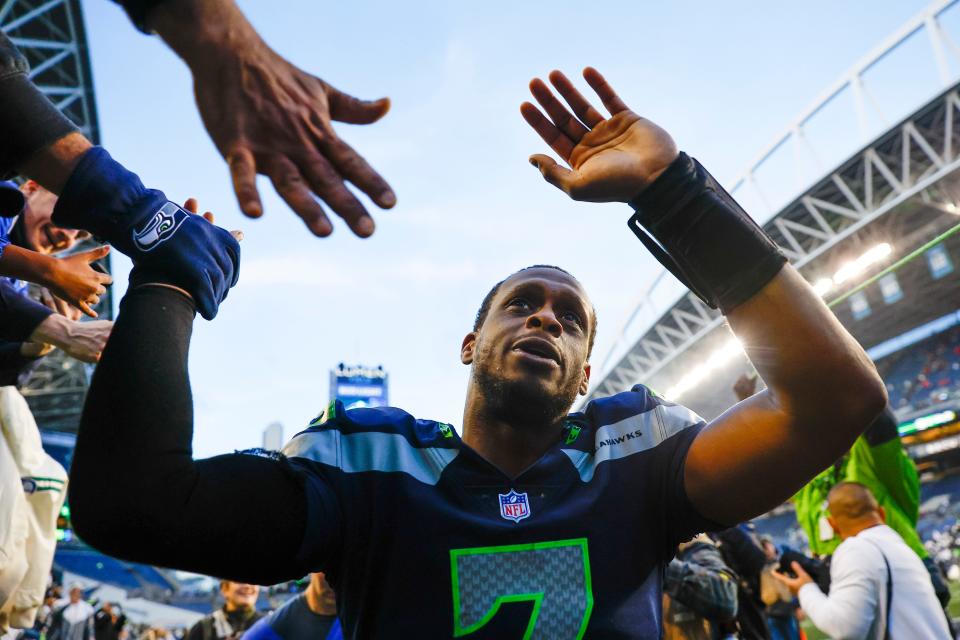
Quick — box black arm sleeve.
[68,285,316,584]
[0,281,52,342]
[863,406,899,447]
[0,31,79,179]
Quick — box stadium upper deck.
[588,0,960,423]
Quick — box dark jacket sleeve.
[111,0,170,33]
[0,30,79,178]
[0,281,52,342]
[665,542,739,623]
[0,340,41,386]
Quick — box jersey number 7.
[449,538,593,639]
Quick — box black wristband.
[628,152,786,313]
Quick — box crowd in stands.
[879,327,960,412]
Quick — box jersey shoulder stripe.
[283,402,460,485]
[562,385,705,482]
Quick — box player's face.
[464,268,592,417]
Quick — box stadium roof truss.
[589,0,960,403]
[1,0,106,431]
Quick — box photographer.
[773,482,949,639]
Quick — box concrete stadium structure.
[589,0,960,434]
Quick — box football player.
[66,69,885,638]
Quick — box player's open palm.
[521,67,679,203]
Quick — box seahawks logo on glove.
[132,201,187,252]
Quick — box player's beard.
[472,360,581,428]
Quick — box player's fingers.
[529,154,578,195]
[183,198,199,214]
[227,146,263,219]
[549,70,605,128]
[301,155,375,238]
[529,78,589,141]
[266,156,333,237]
[520,102,575,162]
[327,87,391,125]
[323,138,396,209]
[583,67,629,115]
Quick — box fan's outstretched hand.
[521,67,678,203]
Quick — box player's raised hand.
[521,67,679,203]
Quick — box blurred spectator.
[757,538,799,640]
[186,582,262,640]
[711,525,770,639]
[0,386,68,633]
[662,535,738,640]
[94,603,125,640]
[773,482,950,639]
[47,585,94,640]
[734,376,948,605]
[242,573,340,640]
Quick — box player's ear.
[461,332,477,365]
[579,364,591,395]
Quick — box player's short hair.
[474,265,598,358]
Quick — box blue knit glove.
[52,147,239,320]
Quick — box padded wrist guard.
[52,146,240,320]
[628,152,786,313]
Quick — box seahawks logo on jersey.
[132,202,187,252]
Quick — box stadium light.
[664,338,744,401]
[811,242,892,297]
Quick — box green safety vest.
[792,435,925,558]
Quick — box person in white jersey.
[773,481,950,639]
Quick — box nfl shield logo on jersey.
[498,489,531,523]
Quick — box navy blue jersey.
[282,385,718,639]
[241,595,341,640]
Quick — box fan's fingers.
[520,102,575,161]
[227,146,263,218]
[79,301,96,318]
[322,137,396,209]
[548,70,605,128]
[583,67,629,115]
[266,156,333,237]
[300,155,375,238]
[529,78,589,141]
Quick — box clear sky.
[82,0,937,456]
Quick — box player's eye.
[507,297,532,311]
[562,311,584,328]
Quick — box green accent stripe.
[827,221,960,308]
